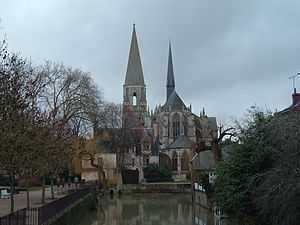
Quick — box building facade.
[121,25,218,182]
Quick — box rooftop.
[167,135,194,149]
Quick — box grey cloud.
[1,0,299,122]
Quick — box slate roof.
[166,43,175,99]
[278,93,300,114]
[279,103,300,114]
[124,25,145,86]
[207,117,218,130]
[194,114,218,131]
[191,150,216,171]
[167,135,194,149]
[163,90,186,111]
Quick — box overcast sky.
[1,0,300,122]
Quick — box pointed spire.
[167,41,175,100]
[124,24,145,86]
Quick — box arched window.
[172,113,180,138]
[172,152,178,171]
[133,93,137,106]
[183,117,188,136]
[181,151,189,171]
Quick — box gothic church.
[122,25,217,182]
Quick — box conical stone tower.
[122,25,147,128]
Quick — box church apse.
[119,25,218,183]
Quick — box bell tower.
[123,25,147,128]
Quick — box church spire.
[124,24,145,85]
[166,42,175,100]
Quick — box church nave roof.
[163,90,187,111]
[167,135,194,149]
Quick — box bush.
[143,164,173,182]
[215,108,273,218]
[215,107,300,225]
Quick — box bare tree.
[0,36,106,210]
[39,61,102,132]
[41,122,74,201]
[213,124,235,160]
[0,47,40,212]
[96,102,122,129]
[77,137,105,188]
[36,61,102,202]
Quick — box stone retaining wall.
[194,191,214,210]
[121,183,191,193]
[50,193,96,225]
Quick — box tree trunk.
[50,177,55,199]
[26,177,30,209]
[10,172,15,213]
[41,176,46,204]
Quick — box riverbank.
[0,185,96,225]
[50,191,96,225]
[0,187,66,217]
[120,182,191,194]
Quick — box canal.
[77,194,218,225]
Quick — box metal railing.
[0,208,27,225]
[0,185,96,225]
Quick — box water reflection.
[79,194,217,225]
[193,204,214,225]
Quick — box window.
[172,152,178,171]
[145,144,150,151]
[172,113,180,138]
[181,151,189,171]
[133,93,137,106]
[209,172,216,184]
[183,118,188,136]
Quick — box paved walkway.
[0,186,74,217]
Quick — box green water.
[78,194,217,225]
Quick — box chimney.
[292,92,300,105]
